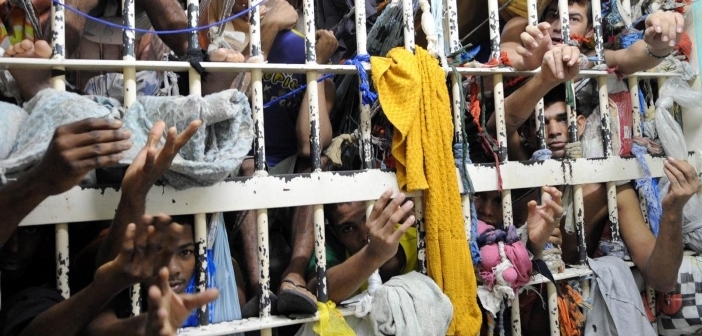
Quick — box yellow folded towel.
[371,46,481,336]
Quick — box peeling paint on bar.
[56,223,69,299]
[313,204,328,301]
[187,2,201,51]
[414,198,427,275]
[257,209,272,317]
[356,0,373,169]
[487,0,501,61]
[122,0,136,60]
[402,0,415,52]
[527,0,547,151]
[195,213,209,324]
[50,0,65,91]
[590,0,605,63]
[547,282,559,335]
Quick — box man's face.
[167,224,196,294]
[474,191,503,227]
[329,202,370,256]
[544,101,570,158]
[544,0,591,45]
[0,227,47,278]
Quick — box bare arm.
[0,118,131,246]
[19,215,181,336]
[139,0,188,55]
[619,159,698,292]
[295,30,336,158]
[96,120,200,266]
[307,190,416,303]
[603,10,684,75]
[500,18,553,71]
[85,310,148,336]
[488,45,581,161]
[260,1,298,60]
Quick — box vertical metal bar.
[547,282,560,335]
[121,0,140,316]
[487,0,501,61]
[302,0,327,303]
[194,213,208,325]
[257,209,272,319]
[402,0,415,52]
[56,224,70,299]
[50,0,66,91]
[51,0,69,301]
[527,0,547,150]
[414,198,427,274]
[445,0,471,274]
[356,0,372,170]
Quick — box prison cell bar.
[485,0,521,334]
[50,0,70,301]
[589,0,621,245]
[245,0,274,327]
[117,0,143,316]
[527,0,548,151]
[446,0,473,271]
[557,0,588,267]
[523,3,562,335]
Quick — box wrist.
[646,44,672,59]
[360,245,391,270]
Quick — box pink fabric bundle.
[477,220,532,290]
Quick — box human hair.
[543,84,567,109]
[569,0,593,26]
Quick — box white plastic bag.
[654,77,702,160]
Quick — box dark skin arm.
[19,215,182,336]
[96,120,201,266]
[0,118,131,246]
[307,190,416,303]
[137,0,188,55]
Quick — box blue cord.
[345,54,377,106]
[263,73,334,109]
[51,0,264,35]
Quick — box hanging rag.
[369,271,453,336]
[83,71,180,101]
[584,256,657,336]
[371,46,481,335]
[119,89,254,189]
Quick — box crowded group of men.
[0,0,699,335]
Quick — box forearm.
[306,247,385,303]
[489,72,557,137]
[296,78,332,158]
[378,248,405,282]
[606,40,672,75]
[261,23,284,61]
[644,209,683,292]
[85,311,148,336]
[139,0,188,55]
[18,281,122,336]
[96,194,146,266]
[0,169,49,246]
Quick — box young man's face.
[0,226,48,279]
[541,101,586,158]
[328,202,369,256]
[544,0,591,45]
[474,191,503,227]
[167,224,196,294]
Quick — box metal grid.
[4,0,698,334]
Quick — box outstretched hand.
[540,44,581,85]
[516,22,553,71]
[121,120,201,197]
[94,214,183,292]
[365,189,416,263]
[644,10,685,56]
[662,158,700,212]
[526,186,564,258]
[34,118,132,196]
[146,268,219,336]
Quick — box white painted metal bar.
[246,0,272,326]
[51,0,69,301]
[20,154,700,227]
[355,0,373,170]
[0,57,684,78]
[402,0,415,53]
[591,0,621,243]
[56,224,70,298]
[302,0,329,304]
[121,0,140,316]
[547,282,560,335]
[184,0,209,325]
[557,0,587,266]
[414,198,427,274]
[528,1,548,150]
[445,0,466,277]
